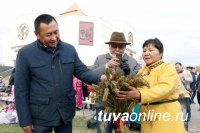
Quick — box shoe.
[198,108,200,111]
[191,101,196,104]
[129,122,141,131]
[84,104,88,109]
[89,104,93,110]
[76,107,82,111]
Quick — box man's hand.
[22,125,33,133]
[120,61,130,76]
[106,58,120,68]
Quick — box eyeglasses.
[110,44,126,49]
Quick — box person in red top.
[73,77,83,110]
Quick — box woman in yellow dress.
[117,38,186,133]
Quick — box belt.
[143,99,178,106]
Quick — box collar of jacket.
[147,60,164,69]
[36,40,61,53]
[141,60,164,76]
[105,53,128,61]
[178,70,183,74]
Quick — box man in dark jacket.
[15,14,105,133]
[196,74,200,110]
[186,66,197,103]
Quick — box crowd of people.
[0,13,199,133]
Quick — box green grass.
[0,124,21,133]
[0,116,96,133]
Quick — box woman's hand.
[100,74,112,81]
[116,86,141,101]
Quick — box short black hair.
[143,38,164,53]
[186,66,194,69]
[175,62,182,66]
[34,14,57,33]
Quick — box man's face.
[109,43,126,55]
[192,68,196,73]
[175,64,183,73]
[186,68,192,72]
[35,20,60,48]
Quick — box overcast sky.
[0,0,200,66]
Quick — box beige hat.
[105,32,131,45]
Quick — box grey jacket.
[91,53,140,76]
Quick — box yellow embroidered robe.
[138,60,186,133]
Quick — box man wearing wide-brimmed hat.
[92,31,139,76]
[91,32,140,133]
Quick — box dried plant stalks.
[91,69,149,114]
[91,69,149,133]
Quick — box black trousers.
[197,92,200,104]
[191,87,196,102]
[33,121,72,133]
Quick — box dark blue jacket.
[196,74,200,89]
[14,40,101,127]
[190,72,196,90]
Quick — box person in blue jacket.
[196,74,200,110]
[14,14,105,133]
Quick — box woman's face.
[142,43,163,65]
